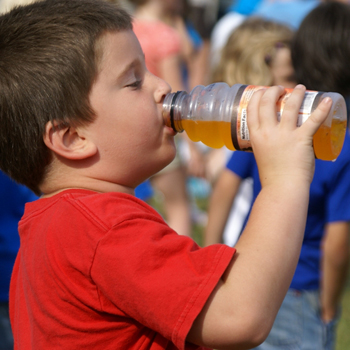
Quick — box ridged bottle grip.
[162,83,347,161]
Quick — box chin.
[154,149,177,173]
[168,147,177,163]
[161,153,177,170]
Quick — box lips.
[164,124,177,136]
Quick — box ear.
[43,121,97,160]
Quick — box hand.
[321,303,337,323]
[247,85,332,188]
[186,141,206,178]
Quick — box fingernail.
[322,97,332,105]
[295,84,305,89]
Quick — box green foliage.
[336,286,350,350]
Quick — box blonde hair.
[212,17,293,86]
[0,0,36,13]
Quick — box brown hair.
[212,17,293,86]
[0,0,132,194]
[127,0,148,6]
[292,1,350,96]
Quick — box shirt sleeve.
[324,131,350,222]
[226,151,255,179]
[90,215,235,350]
[326,160,350,223]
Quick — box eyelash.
[127,79,142,90]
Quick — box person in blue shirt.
[209,129,350,349]
[0,171,38,349]
[205,2,350,349]
[253,0,319,30]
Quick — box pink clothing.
[10,189,235,349]
[133,19,181,77]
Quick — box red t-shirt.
[132,19,181,77]
[10,190,235,349]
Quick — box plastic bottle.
[162,83,347,161]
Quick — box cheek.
[132,105,162,138]
[281,80,296,89]
[94,99,162,153]
[271,49,296,88]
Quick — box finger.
[302,96,332,136]
[253,86,285,129]
[279,84,306,129]
[246,88,266,132]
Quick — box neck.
[133,1,164,21]
[40,181,135,198]
[40,164,136,198]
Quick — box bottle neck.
[162,91,187,132]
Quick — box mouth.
[164,124,177,136]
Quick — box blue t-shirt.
[229,0,263,16]
[0,171,38,301]
[253,0,320,30]
[226,131,350,290]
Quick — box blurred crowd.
[1,0,350,349]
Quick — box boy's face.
[86,30,175,188]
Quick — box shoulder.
[25,190,164,234]
[132,19,181,59]
[67,190,164,228]
[339,130,350,158]
[0,171,38,212]
[318,131,350,170]
[227,151,255,169]
[313,131,350,188]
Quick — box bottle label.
[236,86,320,150]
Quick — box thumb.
[302,97,332,136]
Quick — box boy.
[0,0,332,349]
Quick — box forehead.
[96,29,143,76]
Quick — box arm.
[158,54,184,93]
[204,169,242,246]
[187,85,332,349]
[174,16,210,88]
[181,133,207,179]
[321,221,350,322]
[187,39,211,89]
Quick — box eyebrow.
[117,53,145,82]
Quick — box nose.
[153,74,172,103]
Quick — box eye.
[126,79,142,90]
